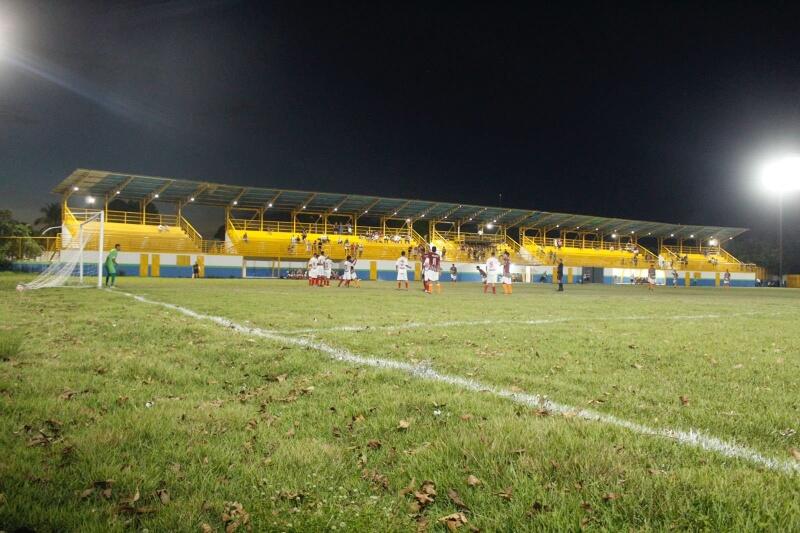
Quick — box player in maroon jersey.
[501,251,512,294]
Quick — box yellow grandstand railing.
[661,245,756,272]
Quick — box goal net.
[20,210,106,290]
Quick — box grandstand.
[42,168,759,285]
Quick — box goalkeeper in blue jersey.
[105,244,121,287]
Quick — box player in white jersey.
[484,251,500,294]
[396,250,410,290]
[316,252,327,287]
[338,255,353,287]
[323,256,333,286]
[308,254,319,286]
[350,257,361,288]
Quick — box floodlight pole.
[778,195,783,285]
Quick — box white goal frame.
[78,210,105,288]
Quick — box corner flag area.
[1,275,798,531]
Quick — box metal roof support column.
[259,209,264,232]
[141,200,146,224]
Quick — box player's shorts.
[648,276,656,285]
[397,269,408,281]
[342,271,351,280]
[308,269,317,279]
[502,275,512,285]
[324,269,331,278]
[450,274,457,281]
[723,279,730,285]
[486,271,498,284]
[424,270,439,282]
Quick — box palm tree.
[34,202,62,233]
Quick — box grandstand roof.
[54,169,748,241]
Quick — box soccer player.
[501,251,512,294]
[484,251,500,294]
[723,269,731,289]
[396,251,410,290]
[351,258,361,288]
[323,254,333,286]
[450,264,458,282]
[192,260,200,279]
[308,253,319,286]
[105,244,121,287]
[338,255,353,287]
[648,263,656,291]
[556,258,564,292]
[476,265,487,285]
[672,268,679,287]
[423,245,442,293]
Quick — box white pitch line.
[115,291,799,475]
[281,311,770,335]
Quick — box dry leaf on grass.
[438,512,469,531]
[222,501,251,532]
[200,523,214,533]
[466,475,481,487]
[679,395,690,407]
[157,488,170,505]
[398,477,416,496]
[602,492,621,502]
[496,487,513,501]
[447,489,469,510]
[526,501,552,516]
[367,439,382,449]
[460,413,474,421]
[790,448,800,461]
[397,419,410,430]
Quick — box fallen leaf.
[286,428,295,438]
[602,492,621,502]
[399,477,416,496]
[397,419,410,430]
[367,439,382,449]
[447,489,469,510]
[679,395,689,407]
[496,486,513,501]
[157,488,170,505]
[460,414,474,422]
[59,389,78,401]
[200,523,214,533]
[80,487,95,499]
[120,487,140,505]
[790,448,800,461]
[221,501,250,533]
[438,512,469,531]
[466,475,481,487]
[527,501,552,516]
[631,363,643,369]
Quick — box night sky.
[2,0,799,237]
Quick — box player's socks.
[509,285,513,294]
[492,285,496,294]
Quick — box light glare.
[761,155,800,192]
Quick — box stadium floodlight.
[760,154,800,282]
[86,196,95,204]
[760,155,800,192]
[154,193,159,199]
[478,229,484,235]
[73,186,79,191]
[709,238,718,246]
[269,203,273,208]
[232,200,238,205]
[190,197,195,202]
[486,223,494,229]
[670,233,674,237]
[611,233,617,239]
[689,234,694,238]
[405,218,411,223]
[302,205,306,209]
[115,190,121,195]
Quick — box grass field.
[1,273,799,532]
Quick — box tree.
[34,202,62,233]
[107,199,159,214]
[0,210,43,269]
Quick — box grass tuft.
[0,329,23,359]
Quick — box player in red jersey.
[501,251,512,294]
[423,245,442,294]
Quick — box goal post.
[20,209,106,290]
